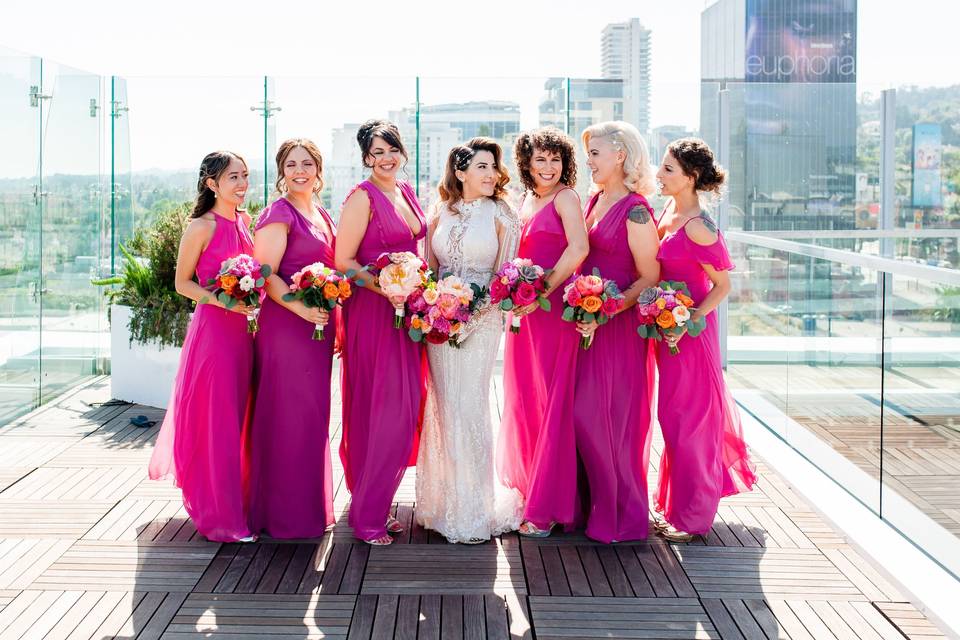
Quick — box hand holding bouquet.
[636,280,706,355]
[282,263,355,340]
[207,254,271,333]
[561,269,625,349]
[489,258,551,334]
[369,251,429,328]
[405,274,485,347]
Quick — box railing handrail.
[727,231,960,286]
[746,229,960,240]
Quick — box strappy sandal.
[363,533,393,546]
[518,521,556,538]
[652,515,669,532]
[659,524,694,543]
[386,516,404,534]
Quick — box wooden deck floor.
[0,372,952,639]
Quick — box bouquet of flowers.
[368,251,429,328]
[282,263,354,340]
[636,280,706,355]
[489,258,551,334]
[206,254,271,333]
[406,274,485,347]
[561,269,625,350]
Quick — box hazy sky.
[3,0,956,174]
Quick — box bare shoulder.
[554,187,581,209]
[685,214,719,246]
[344,186,371,209]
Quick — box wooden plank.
[701,598,746,640]
[339,543,369,595]
[484,594,510,640]
[596,546,632,597]
[371,593,398,640]
[539,546,570,596]
[463,594,486,640]
[441,594,464,640]
[394,594,420,640]
[417,594,440,640]
[256,542,296,594]
[577,547,611,597]
[614,546,655,597]
[234,543,279,593]
[519,540,548,596]
[557,546,590,596]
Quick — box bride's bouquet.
[561,269,625,349]
[489,258,551,334]
[405,274,485,347]
[206,254,271,333]
[282,263,354,340]
[636,280,706,355]
[368,251,429,329]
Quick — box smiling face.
[283,145,320,195]
[207,157,249,208]
[585,135,624,188]
[457,150,498,200]
[529,147,564,192]
[656,150,695,197]
[366,135,403,180]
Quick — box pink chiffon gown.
[247,198,337,539]
[148,210,254,542]
[654,213,757,535]
[498,190,582,530]
[340,180,426,541]
[572,192,658,543]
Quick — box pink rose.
[601,297,621,316]
[432,316,451,335]
[663,294,677,310]
[407,290,427,313]
[438,293,460,319]
[514,282,537,306]
[566,286,583,306]
[585,275,604,295]
[501,263,520,281]
[489,278,509,302]
[455,307,471,322]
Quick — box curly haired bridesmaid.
[652,138,757,542]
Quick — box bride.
[415,138,524,543]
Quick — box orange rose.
[323,282,340,299]
[220,274,238,289]
[582,296,603,314]
[676,292,694,307]
[656,310,676,328]
[411,317,422,330]
[338,280,352,299]
[655,298,667,310]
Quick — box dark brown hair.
[275,138,324,194]
[666,137,726,194]
[192,151,248,218]
[514,126,577,194]
[438,137,510,210]
[356,119,408,169]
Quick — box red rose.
[375,254,392,270]
[489,278,509,303]
[514,282,537,306]
[426,330,449,344]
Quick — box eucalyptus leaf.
[561,306,575,322]
[538,298,551,312]
[282,293,295,302]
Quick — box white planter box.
[110,305,183,409]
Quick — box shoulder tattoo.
[627,205,652,224]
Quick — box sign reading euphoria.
[745,0,857,83]
[912,123,943,208]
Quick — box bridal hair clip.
[453,146,477,171]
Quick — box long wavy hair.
[192,151,248,218]
[437,137,510,213]
[581,121,655,196]
[274,138,324,195]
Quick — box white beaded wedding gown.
[415,197,524,543]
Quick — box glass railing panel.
[0,50,42,424]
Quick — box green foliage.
[933,285,960,324]
[93,203,194,348]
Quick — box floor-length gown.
[247,197,337,539]
[654,213,757,535]
[498,190,582,530]
[415,198,524,543]
[340,180,426,541]
[148,211,255,542]
[572,192,658,543]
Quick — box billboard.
[912,123,943,208]
[745,0,857,83]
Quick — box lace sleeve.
[493,200,521,270]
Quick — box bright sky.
[2,0,956,173]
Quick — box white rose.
[239,275,255,292]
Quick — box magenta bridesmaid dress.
[148,211,254,542]
[572,192,658,543]
[498,189,582,530]
[654,214,757,535]
[340,180,426,541]
[247,198,338,539]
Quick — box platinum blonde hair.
[581,121,655,196]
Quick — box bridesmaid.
[498,127,588,537]
[248,139,337,539]
[653,138,756,542]
[148,151,256,543]
[574,121,661,543]
[335,119,426,546]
